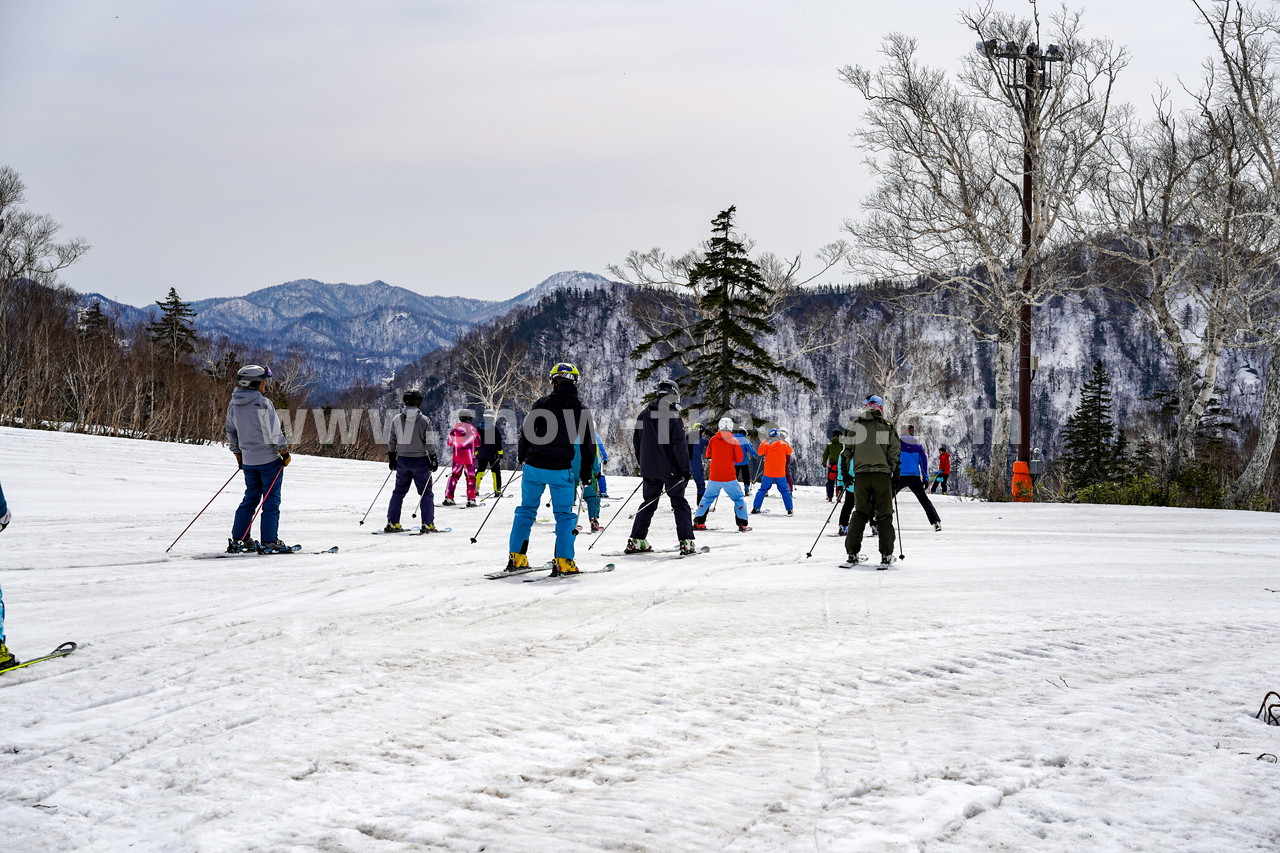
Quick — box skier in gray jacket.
[385,389,441,533]
[226,365,292,553]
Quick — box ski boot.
[466,499,477,508]
[933,522,942,532]
[750,507,761,515]
[839,554,864,568]
[590,517,603,533]
[442,498,456,507]
[878,554,894,570]
[786,509,793,516]
[0,508,10,532]
[383,522,404,533]
[693,515,708,531]
[504,552,529,573]
[419,523,438,534]
[258,539,293,554]
[0,639,17,671]
[678,539,698,556]
[551,557,580,576]
[226,537,258,554]
[624,538,652,555]
[838,525,848,535]
[736,519,752,533]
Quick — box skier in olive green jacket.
[841,395,901,568]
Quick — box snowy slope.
[1,427,1278,852]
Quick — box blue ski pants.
[232,460,284,543]
[752,475,793,512]
[509,464,579,559]
[388,456,435,525]
[694,479,748,522]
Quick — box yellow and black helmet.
[549,362,580,383]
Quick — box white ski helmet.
[457,408,475,422]
[236,364,271,389]
[717,417,734,431]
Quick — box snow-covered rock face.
[399,283,1265,491]
[2,426,1279,851]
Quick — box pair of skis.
[370,527,453,535]
[1,642,77,674]
[196,545,339,560]
[484,562,617,581]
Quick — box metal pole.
[165,468,239,553]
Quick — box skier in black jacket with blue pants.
[626,379,697,556]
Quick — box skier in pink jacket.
[443,409,482,507]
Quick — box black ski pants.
[475,455,503,493]
[929,473,949,494]
[897,475,941,525]
[629,476,694,541]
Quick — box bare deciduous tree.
[841,2,1130,499]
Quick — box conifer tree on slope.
[1062,360,1117,491]
[147,287,198,364]
[631,206,815,414]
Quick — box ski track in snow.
[1,427,1279,852]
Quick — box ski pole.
[469,468,523,543]
[587,479,645,550]
[411,470,436,519]
[165,467,239,553]
[804,496,842,559]
[359,469,394,525]
[894,491,905,561]
[239,465,284,542]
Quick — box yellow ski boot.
[553,557,580,576]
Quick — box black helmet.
[403,389,424,407]
[653,378,680,399]
[236,364,271,389]
[940,444,949,452]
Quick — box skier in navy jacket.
[626,379,696,556]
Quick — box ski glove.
[428,453,439,472]
[234,452,243,470]
[280,451,292,467]
[388,452,398,471]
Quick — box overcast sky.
[2,0,1215,306]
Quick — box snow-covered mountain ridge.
[80,272,613,393]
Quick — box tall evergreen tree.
[1062,360,1117,490]
[631,206,815,414]
[147,287,198,364]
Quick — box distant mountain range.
[81,271,613,394]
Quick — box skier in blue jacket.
[687,422,710,503]
[897,424,941,531]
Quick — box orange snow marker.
[1011,461,1034,502]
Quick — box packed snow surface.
[1,427,1278,852]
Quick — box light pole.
[976,38,1063,496]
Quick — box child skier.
[930,444,952,494]
[733,427,759,495]
[594,439,611,497]
[693,419,751,532]
[751,427,794,515]
[505,363,596,576]
[475,408,505,497]
[443,409,481,507]
[384,389,441,533]
[225,365,293,554]
[626,379,696,556]
[822,429,844,501]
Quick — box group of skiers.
[216,360,952,575]
[0,362,951,670]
